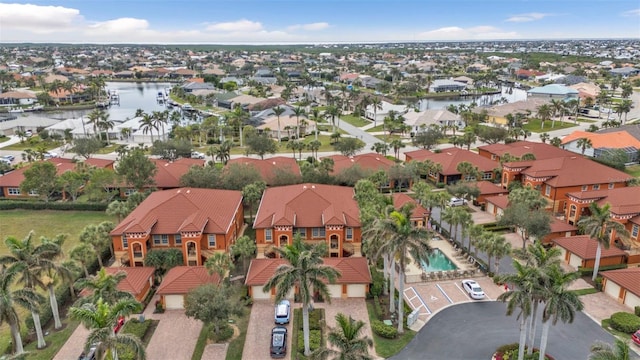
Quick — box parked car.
[449,197,467,207]
[274,300,290,324]
[79,343,98,360]
[190,151,205,159]
[461,279,485,300]
[632,329,640,346]
[1,155,15,162]
[114,316,125,334]
[270,326,287,358]
[44,151,58,159]
[24,130,33,137]
[0,158,11,166]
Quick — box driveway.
[244,300,291,360]
[53,323,90,360]
[315,299,378,358]
[390,302,619,360]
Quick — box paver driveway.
[244,300,291,360]
[145,309,202,360]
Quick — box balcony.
[133,251,143,259]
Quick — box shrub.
[635,306,640,317]
[609,312,640,334]
[210,323,234,343]
[372,296,382,318]
[496,343,519,354]
[297,329,322,354]
[371,319,397,339]
[0,200,108,211]
[578,264,627,277]
[369,266,384,298]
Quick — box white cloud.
[621,8,640,17]
[505,12,551,23]
[87,18,150,35]
[0,3,82,33]
[287,22,330,31]
[417,26,518,40]
[205,19,263,32]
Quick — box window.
[491,154,497,160]
[346,227,353,241]
[175,234,182,245]
[153,235,161,245]
[608,183,614,189]
[569,205,577,218]
[28,190,38,196]
[482,172,492,180]
[593,184,600,190]
[7,188,20,195]
[208,234,216,248]
[294,228,307,237]
[545,185,551,196]
[632,224,639,239]
[581,185,587,191]
[122,234,128,249]
[161,234,168,245]
[265,229,273,242]
[312,227,326,238]
[124,188,137,196]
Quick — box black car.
[270,326,287,358]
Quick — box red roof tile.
[561,130,640,149]
[392,193,430,219]
[601,267,640,297]
[485,194,510,209]
[253,184,360,229]
[478,141,573,160]
[0,158,113,188]
[225,157,301,185]
[151,158,205,188]
[517,156,633,187]
[245,257,371,286]
[111,188,243,236]
[405,147,498,175]
[566,187,640,217]
[325,153,396,175]
[104,267,155,297]
[157,266,221,295]
[552,235,627,260]
[549,217,577,233]
[468,181,510,196]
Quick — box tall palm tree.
[229,105,249,146]
[578,203,629,281]
[38,234,73,330]
[310,107,322,141]
[0,264,44,355]
[536,104,552,130]
[86,109,101,139]
[70,243,97,278]
[589,339,631,360]
[311,313,373,360]
[370,97,383,127]
[448,206,472,245]
[537,265,583,360]
[263,237,340,356]
[74,268,133,306]
[140,113,156,144]
[373,205,432,334]
[362,200,396,305]
[98,111,115,145]
[272,106,286,142]
[204,252,233,281]
[290,106,307,140]
[324,105,342,134]
[214,140,232,165]
[0,232,59,347]
[69,297,145,360]
[576,137,593,155]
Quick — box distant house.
[429,79,467,93]
[324,153,395,176]
[478,140,574,162]
[561,130,640,162]
[404,147,498,184]
[404,109,462,131]
[245,257,371,300]
[181,81,217,93]
[0,91,37,106]
[157,266,221,309]
[610,67,639,77]
[110,188,244,267]
[104,267,155,302]
[601,267,640,309]
[527,84,579,101]
[365,101,407,123]
[225,157,301,186]
[553,235,627,269]
[119,158,205,196]
[392,193,430,228]
[475,98,551,127]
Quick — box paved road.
[390,301,624,360]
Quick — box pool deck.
[404,234,480,283]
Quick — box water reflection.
[419,87,527,111]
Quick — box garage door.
[486,203,495,215]
[625,293,640,308]
[569,253,582,268]
[164,295,184,309]
[604,281,621,301]
[327,284,342,298]
[347,284,366,298]
[252,286,271,300]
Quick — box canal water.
[419,87,528,110]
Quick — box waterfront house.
[527,84,579,101]
[561,130,640,162]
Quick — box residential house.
[540,218,578,245]
[0,157,114,198]
[110,188,244,267]
[515,69,545,80]
[610,67,640,77]
[475,98,551,127]
[429,79,467,93]
[500,156,633,214]
[478,140,575,162]
[568,82,600,101]
[601,267,640,309]
[597,124,640,142]
[405,147,498,184]
[392,193,430,228]
[157,266,221,309]
[527,84,579,101]
[365,101,407,123]
[403,109,463,132]
[553,235,627,269]
[225,157,301,186]
[245,257,371,300]
[253,183,361,258]
[468,180,509,207]
[324,152,396,177]
[119,158,205,197]
[0,116,59,136]
[561,130,640,162]
[0,91,37,106]
[104,267,155,302]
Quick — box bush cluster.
[114,319,153,360]
[577,264,627,277]
[0,200,108,211]
[210,323,234,343]
[372,296,383,318]
[609,312,640,334]
[371,319,397,339]
[296,329,322,353]
[635,306,640,317]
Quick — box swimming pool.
[420,249,458,272]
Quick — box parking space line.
[454,283,467,297]
[403,287,431,315]
[435,284,453,304]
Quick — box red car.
[632,330,640,346]
[114,316,125,334]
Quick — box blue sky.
[1,0,639,43]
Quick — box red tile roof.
[601,267,640,297]
[111,188,243,236]
[157,266,220,295]
[151,158,205,188]
[478,141,573,160]
[485,194,510,209]
[324,153,395,175]
[566,187,640,217]
[225,157,301,185]
[0,158,114,188]
[552,235,627,260]
[245,257,371,286]
[561,130,640,149]
[104,267,155,297]
[549,217,577,233]
[253,184,360,229]
[405,147,498,175]
[392,193,430,219]
[469,181,510,196]
[516,156,633,187]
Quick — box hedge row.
[577,264,627,277]
[609,312,640,334]
[0,200,108,211]
[371,319,398,339]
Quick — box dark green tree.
[72,138,104,159]
[333,138,364,156]
[20,162,58,202]
[115,148,157,191]
[184,284,242,334]
[246,134,278,159]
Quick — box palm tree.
[373,205,432,334]
[578,203,629,281]
[370,97,383,127]
[310,107,322,141]
[70,243,97,278]
[98,111,115,145]
[69,297,145,360]
[272,106,286,142]
[324,105,342,133]
[38,234,74,330]
[311,313,373,360]
[576,137,593,155]
[290,106,307,140]
[214,140,232,165]
[140,113,156,144]
[204,252,233,282]
[537,265,583,360]
[0,264,44,355]
[263,237,340,356]
[448,206,472,245]
[229,105,249,146]
[86,109,101,139]
[74,268,133,306]
[389,138,405,160]
[589,339,631,360]
[536,104,552,130]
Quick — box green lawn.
[340,115,370,128]
[22,320,80,360]
[365,301,415,358]
[0,136,10,144]
[227,134,340,157]
[366,124,385,133]
[576,117,597,123]
[522,119,578,133]
[225,304,250,360]
[625,164,640,177]
[2,139,63,151]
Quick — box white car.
[449,197,467,207]
[44,151,59,159]
[461,279,485,300]
[190,151,205,159]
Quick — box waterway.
[419,87,528,111]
